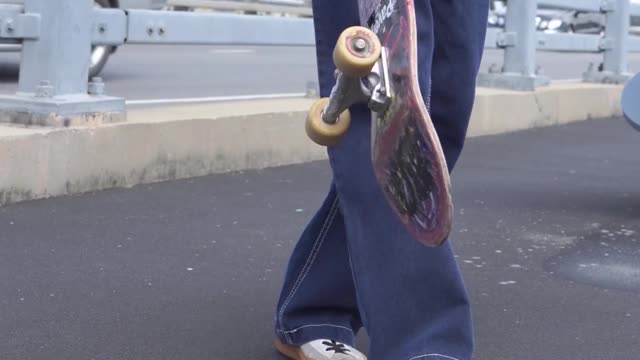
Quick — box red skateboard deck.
[360,0,453,247]
[305,0,453,247]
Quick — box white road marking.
[209,49,256,54]
[552,78,583,83]
[126,93,307,106]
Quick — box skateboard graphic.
[305,0,453,247]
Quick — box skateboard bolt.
[353,38,367,52]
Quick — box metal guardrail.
[0,0,638,126]
[0,0,316,127]
[108,10,313,45]
[167,0,312,16]
[479,0,640,89]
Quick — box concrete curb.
[0,83,624,206]
[468,83,623,136]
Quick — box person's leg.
[274,183,362,347]
[273,0,366,352]
[428,0,489,171]
[330,113,474,359]
[325,1,489,359]
[276,0,488,357]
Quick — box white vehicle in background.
[0,0,168,77]
[489,0,640,35]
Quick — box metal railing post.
[604,0,631,75]
[477,0,550,91]
[503,0,537,77]
[18,0,92,96]
[0,0,125,127]
[584,0,633,83]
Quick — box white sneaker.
[276,338,367,360]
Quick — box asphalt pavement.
[1,116,640,359]
[0,46,639,102]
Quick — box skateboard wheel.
[306,97,351,147]
[333,26,382,78]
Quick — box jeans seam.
[277,195,340,343]
[344,217,366,328]
[276,323,355,335]
[426,76,432,113]
[409,354,461,360]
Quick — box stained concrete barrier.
[468,83,623,136]
[0,83,624,206]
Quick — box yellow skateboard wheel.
[333,26,382,78]
[306,97,351,147]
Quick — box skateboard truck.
[306,26,391,146]
[366,47,393,113]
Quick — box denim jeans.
[274,1,488,359]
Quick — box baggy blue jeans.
[275,1,488,359]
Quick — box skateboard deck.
[305,0,452,247]
[361,0,452,247]
[622,73,640,131]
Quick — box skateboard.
[305,0,453,247]
[622,73,640,131]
